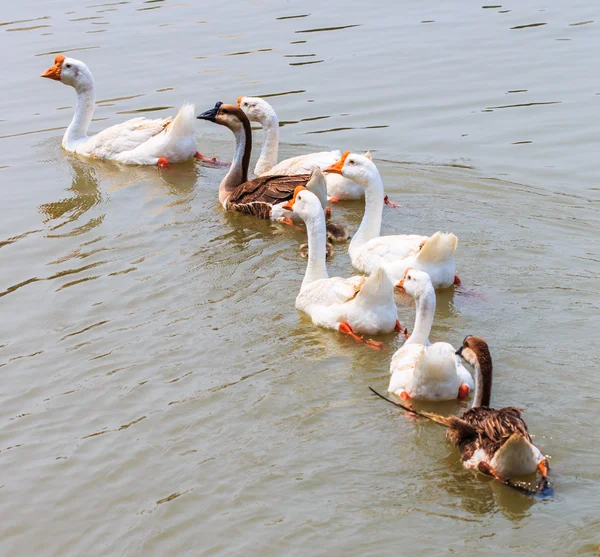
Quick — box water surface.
[1,1,599,555]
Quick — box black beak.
[455,346,463,357]
[197,101,222,122]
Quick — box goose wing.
[81,117,173,158]
[226,174,311,218]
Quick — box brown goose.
[197,102,329,222]
[371,336,551,495]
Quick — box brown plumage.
[300,240,334,259]
[325,221,350,243]
[225,174,312,219]
[370,335,551,495]
[197,102,329,222]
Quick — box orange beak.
[282,185,306,211]
[41,54,65,81]
[396,267,413,290]
[324,151,351,175]
[237,96,243,106]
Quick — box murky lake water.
[1,1,600,555]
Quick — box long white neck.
[254,107,279,175]
[349,170,384,253]
[220,124,249,206]
[405,284,436,345]
[63,78,96,147]
[301,211,329,288]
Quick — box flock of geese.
[41,54,552,496]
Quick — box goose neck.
[220,119,252,206]
[349,171,384,252]
[63,79,96,147]
[301,212,329,288]
[405,285,435,345]
[254,108,279,175]
[472,354,493,408]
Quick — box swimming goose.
[197,102,336,226]
[237,96,364,202]
[388,269,474,400]
[40,55,211,167]
[284,187,403,348]
[325,152,460,289]
[372,336,550,494]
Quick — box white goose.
[237,96,366,202]
[325,152,460,289]
[284,187,403,348]
[41,55,206,167]
[388,269,473,400]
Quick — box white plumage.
[41,55,197,165]
[237,96,364,200]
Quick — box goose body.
[41,56,197,166]
[286,189,399,347]
[423,337,549,484]
[237,96,364,201]
[388,270,473,400]
[197,102,329,222]
[325,153,459,289]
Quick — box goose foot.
[384,195,402,208]
[329,197,340,203]
[399,391,411,401]
[280,217,303,230]
[325,207,332,219]
[453,275,462,286]
[157,157,169,168]
[458,384,470,400]
[194,151,230,168]
[338,322,385,350]
[395,320,409,338]
[478,461,504,481]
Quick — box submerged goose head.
[41,55,94,90]
[397,268,434,300]
[324,151,375,187]
[237,96,272,123]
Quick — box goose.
[325,152,460,289]
[196,102,343,234]
[388,269,474,400]
[40,55,213,167]
[283,187,404,348]
[237,96,364,202]
[371,336,550,494]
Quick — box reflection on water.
[39,156,103,228]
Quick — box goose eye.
[243,102,248,107]
[65,63,71,68]
[349,159,355,165]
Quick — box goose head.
[41,55,93,89]
[324,151,376,187]
[456,336,490,368]
[282,187,323,223]
[197,102,250,133]
[397,268,434,300]
[237,96,273,123]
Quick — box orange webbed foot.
[453,274,462,286]
[458,384,470,400]
[395,319,409,339]
[329,197,340,203]
[339,322,385,350]
[157,157,169,168]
